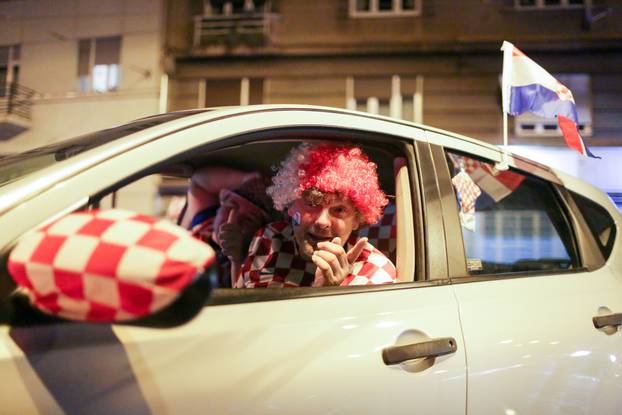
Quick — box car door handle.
[382,337,457,365]
[593,313,622,329]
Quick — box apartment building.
[1,0,620,209]
[0,0,166,213]
[165,0,622,203]
[0,0,165,151]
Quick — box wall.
[0,0,165,215]
[0,0,164,151]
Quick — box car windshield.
[0,110,207,188]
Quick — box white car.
[0,105,620,415]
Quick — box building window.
[347,75,423,123]
[200,77,263,107]
[514,0,588,9]
[515,74,592,137]
[349,0,421,17]
[0,44,20,97]
[203,0,268,16]
[78,36,121,93]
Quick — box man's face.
[212,190,263,246]
[288,191,361,260]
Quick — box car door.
[429,139,622,415]
[109,284,465,414]
[0,110,468,414]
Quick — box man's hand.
[311,237,368,286]
[218,210,247,263]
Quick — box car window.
[571,191,616,260]
[446,151,579,275]
[87,137,414,290]
[1,131,420,326]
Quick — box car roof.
[0,104,598,216]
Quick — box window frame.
[349,0,422,18]
[432,143,604,281]
[346,75,424,123]
[79,126,432,306]
[1,111,446,326]
[0,44,20,97]
[77,36,122,94]
[513,0,589,10]
[570,191,617,260]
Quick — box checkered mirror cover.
[7,209,216,322]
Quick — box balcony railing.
[0,82,35,140]
[0,82,35,121]
[193,9,275,48]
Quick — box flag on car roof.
[451,170,481,231]
[450,154,524,203]
[501,41,599,159]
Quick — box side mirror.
[7,209,216,324]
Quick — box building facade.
[165,0,622,202]
[0,0,165,151]
[0,0,166,213]
[1,0,620,209]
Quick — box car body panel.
[1,105,621,413]
[112,286,466,414]
[1,287,467,414]
[431,138,622,414]
[555,169,622,273]
[452,268,622,415]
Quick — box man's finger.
[227,208,237,224]
[217,223,240,244]
[346,237,368,263]
[314,250,341,277]
[312,254,335,284]
[219,222,239,233]
[317,239,348,270]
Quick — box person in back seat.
[179,167,277,286]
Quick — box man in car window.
[235,142,397,288]
[179,167,277,286]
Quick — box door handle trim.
[382,337,457,366]
[593,313,622,329]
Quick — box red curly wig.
[267,143,388,224]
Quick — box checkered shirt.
[190,205,218,244]
[8,209,215,322]
[357,200,396,261]
[235,221,396,288]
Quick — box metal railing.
[193,9,275,47]
[0,82,35,120]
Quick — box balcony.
[193,4,276,50]
[0,83,35,140]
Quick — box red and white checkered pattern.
[191,214,215,244]
[449,154,524,202]
[451,171,481,214]
[236,221,396,288]
[8,209,216,322]
[357,200,396,261]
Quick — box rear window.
[571,191,616,260]
[0,111,206,188]
[446,151,579,275]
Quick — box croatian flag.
[501,41,599,158]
